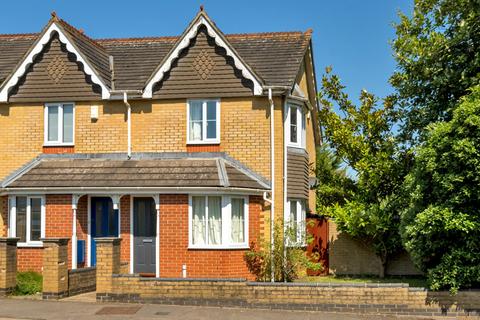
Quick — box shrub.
[13,272,42,295]
[244,220,322,282]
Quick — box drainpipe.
[123,92,132,159]
[268,88,275,282]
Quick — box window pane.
[206,120,216,139]
[206,101,216,120]
[63,104,74,143]
[30,198,41,241]
[290,107,297,143]
[289,200,298,243]
[47,106,59,142]
[231,198,245,243]
[189,102,203,141]
[16,197,27,243]
[208,196,222,245]
[192,196,206,245]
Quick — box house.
[0,8,320,279]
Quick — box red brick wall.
[186,144,221,152]
[120,195,131,266]
[17,247,43,272]
[76,195,88,268]
[159,194,262,280]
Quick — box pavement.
[0,296,457,320]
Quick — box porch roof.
[0,153,270,192]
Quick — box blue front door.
[91,197,119,266]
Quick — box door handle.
[143,239,153,243]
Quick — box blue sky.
[0,0,412,100]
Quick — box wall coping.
[0,237,19,245]
[94,237,122,245]
[41,238,70,245]
[69,267,96,275]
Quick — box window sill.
[186,141,220,145]
[188,245,250,250]
[17,242,43,248]
[43,143,75,147]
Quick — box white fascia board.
[0,22,110,102]
[143,16,263,98]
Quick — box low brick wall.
[68,267,96,296]
[97,277,480,317]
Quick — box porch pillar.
[71,195,82,270]
[153,195,160,277]
[95,237,121,299]
[42,238,70,300]
[0,237,19,296]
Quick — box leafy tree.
[315,144,355,214]
[391,0,480,143]
[318,68,411,277]
[401,85,480,293]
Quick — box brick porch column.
[0,238,19,296]
[41,238,70,300]
[95,238,121,300]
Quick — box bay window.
[187,99,220,144]
[189,195,248,248]
[9,196,45,246]
[44,103,74,145]
[285,199,306,246]
[287,104,306,148]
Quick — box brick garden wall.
[68,267,96,296]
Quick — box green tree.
[391,0,480,143]
[318,68,411,277]
[401,85,480,293]
[315,144,355,214]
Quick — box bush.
[13,272,42,295]
[244,220,322,282]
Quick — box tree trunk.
[379,254,387,278]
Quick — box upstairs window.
[9,196,45,246]
[287,104,306,148]
[187,99,220,144]
[44,103,74,145]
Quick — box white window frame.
[8,195,46,247]
[188,195,249,249]
[186,99,220,144]
[286,103,306,148]
[44,102,75,146]
[285,199,306,247]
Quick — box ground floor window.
[286,199,306,246]
[189,195,249,249]
[9,196,45,246]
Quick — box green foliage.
[244,220,322,282]
[14,272,42,296]
[391,0,480,142]
[318,68,411,277]
[315,144,355,214]
[401,85,480,293]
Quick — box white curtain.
[192,196,206,245]
[208,196,222,245]
[189,102,203,141]
[231,198,245,243]
[289,200,298,243]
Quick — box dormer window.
[287,104,306,148]
[44,103,74,146]
[187,99,220,144]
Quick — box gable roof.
[0,13,111,102]
[0,10,312,100]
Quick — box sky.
[0,0,413,101]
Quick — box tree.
[401,85,480,293]
[318,68,411,277]
[391,0,480,143]
[315,144,355,214]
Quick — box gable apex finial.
[199,5,204,12]
[51,11,58,20]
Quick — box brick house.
[0,9,320,279]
